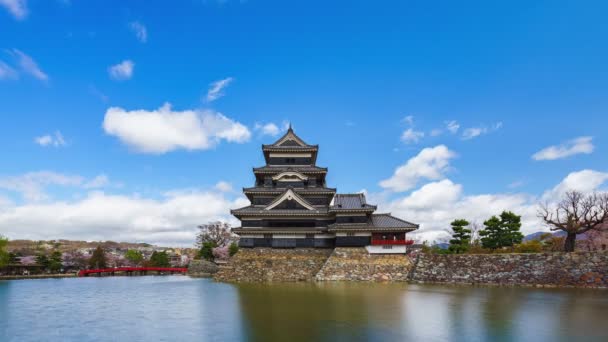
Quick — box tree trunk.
[564,232,577,252]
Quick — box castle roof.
[329,193,377,212]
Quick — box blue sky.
[0,0,607,245]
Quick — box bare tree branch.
[538,190,608,252]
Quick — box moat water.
[1,276,607,341]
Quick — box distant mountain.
[524,231,566,241]
[7,239,190,254]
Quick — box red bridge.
[78,267,188,277]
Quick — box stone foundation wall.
[214,248,332,282]
[315,248,413,281]
[187,260,219,277]
[212,248,608,288]
[410,252,608,288]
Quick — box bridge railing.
[78,267,188,277]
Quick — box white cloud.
[384,179,538,244]
[429,129,443,137]
[379,168,608,244]
[108,60,134,81]
[532,136,594,161]
[402,115,414,125]
[103,102,251,154]
[445,120,460,134]
[214,181,233,192]
[392,179,463,210]
[0,171,83,202]
[254,122,289,137]
[0,60,18,80]
[462,127,484,140]
[0,0,27,20]
[379,145,456,192]
[129,21,147,43]
[34,131,66,147]
[205,77,233,102]
[542,169,608,200]
[9,49,48,81]
[401,128,425,144]
[461,122,502,140]
[0,190,248,246]
[83,174,110,189]
[0,171,117,202]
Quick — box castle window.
[346,232,355,237]
[305,233,314,239]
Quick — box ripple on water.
[1,277,607,342]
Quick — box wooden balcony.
[371,239,414,246]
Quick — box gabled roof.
[328,213,419,232]
[370,213,418,228]
[267,125,314,148]
[230,205,329,217]
[242,186,336,201]
[265,188,315,210]
[329,193,377,212]
[262,127,319,164]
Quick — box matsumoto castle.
[231,126,419,254]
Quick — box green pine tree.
[88,246,107,269]
[49,250,63,273]
[480,211,524,250]
[198,241,217,261]
[480,216,502,249]
[149,251,170,267]
[448,219,471,254]
[228,242,239,257]
[35,252,50,270]
[500,211,524,247]
[0,236,9,268]
[125,249,144,266]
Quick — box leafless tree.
[538,191,608,252]
[468,221,483,243]
[196,221,237,248]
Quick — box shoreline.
[2,273,606,289]
[0,274,77,281]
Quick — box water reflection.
[1,277,607,342]
[236,282,608,342]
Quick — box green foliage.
[448,219,471,254]
[149,251,170,267]
[480,216,501,249]
[513,240,543,253]
[88,246,107,269]
[480,211,524,249]
[125,249,144,265]
[49,250,63,272]
[8,252,19,264]
[198,241,217,261]
[500,211,524,246]
[35,252,50,269]
[0,236,9,268]
[228,242,239,257]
